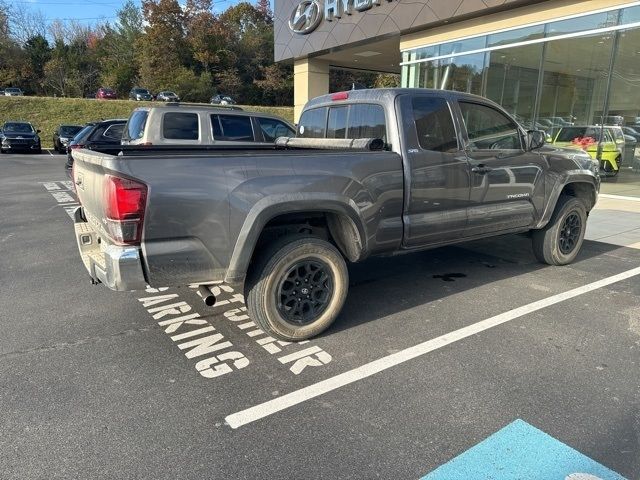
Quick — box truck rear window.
[299,104,386,142]
[347,104,386,141]
[298,107,327,138]
[163,112,199,140]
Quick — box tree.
[219,2,275,103]
[138,0,191,91]
[23,35,50,93]
[184,0,230,74]
[96,1,143,95]
[43,57,71,96]
[215,68,242,97]
[254,63,292,105]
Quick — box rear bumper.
[73,207,147,291]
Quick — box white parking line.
[46,149,54,156]
[599,193,640,202]
[225,266,640,429]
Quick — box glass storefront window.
[439,37,486,56]
[436,53,485,94]
[484,43,542,125]
[487,25,544,48]
[537,32,613,127]
[545,11,618,38]
[608,27,640,125]
[620,5,640,24]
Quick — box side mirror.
[527,129,545,150]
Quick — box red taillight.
[331,91,349,101]
[103,175,147,244]
[70,144,84,149]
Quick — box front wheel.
[245,235,348,341]
[532,195,587,265]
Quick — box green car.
[550,126,623,176]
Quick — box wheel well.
[560,182,596,211]
[254,211,363,263]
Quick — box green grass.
[0,96,294,149]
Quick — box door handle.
[471,165,493,174]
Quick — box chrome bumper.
[73,207,147,291]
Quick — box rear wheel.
[532,195,587,265]
[245,235,348,341]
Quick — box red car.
[96,87,117,100]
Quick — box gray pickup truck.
[72,88,599,341]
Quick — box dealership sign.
[289,0,392,34]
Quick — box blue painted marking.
[422,419,627,480]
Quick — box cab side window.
[412,97,458,152]
[459,102,522,150]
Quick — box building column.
[294,58,329,122]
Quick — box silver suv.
[122,104,295,146]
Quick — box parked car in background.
[96,87,117,100]
[0,121,41,153]
[604,115,624,126]
[621,126,640,142]
[157,91,180,102]
[540,116,573,127]
[129,87,152,101]
[550,126,622,176]
[65,119,126,172]
[53,124,83,153]
[4,87,23,96]
[122,104,295,146]
[210,94,236,105]
[0,89,4,95]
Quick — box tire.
[532,195,587,266]
[245,235,349,341]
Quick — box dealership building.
[274,0,640,127]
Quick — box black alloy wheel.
[558,212,581,254]
[276,260,334,326]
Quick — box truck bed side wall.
[112,150,404,286]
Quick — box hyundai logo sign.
[289,0,323,34]
[289,0,392,35]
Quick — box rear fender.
[224,194,366,285]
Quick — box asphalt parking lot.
[1,152,639,479]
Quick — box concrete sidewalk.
[586,194,640,249]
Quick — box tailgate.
[72,149,115,239]
[72,149,148,291]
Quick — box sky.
[15,0,241,25]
